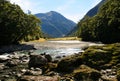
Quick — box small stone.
[35,68,42,71]
[16,73,22,77]
[3,75,9,78]
[21,69,27,73]
[30,67,34,70]
[55,56,61,59]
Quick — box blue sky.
[10,0,102,23]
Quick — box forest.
[76,0,120,44]
[0,0,43,45]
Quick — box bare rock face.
[19,75,59,81]
[28,54,48,68]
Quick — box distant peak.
[46,11,62,16]
[47,11,58,14]
[49,11,57,13]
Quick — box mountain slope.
[85,0,106,17]
[68,0,106,36]
[35,11,76,37]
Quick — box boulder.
[28,54,47,68]
[57,55,82,72]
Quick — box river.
[25,40,102,58]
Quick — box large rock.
[73,65,101,81]
[57,54,82,72]
[19,75,59,81]
[28,54,47,68]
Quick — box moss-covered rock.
[73,65,101,81]
[57,54,82,73]
[81,43,120,69]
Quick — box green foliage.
[0,0,42,45]
[77,0,120,43]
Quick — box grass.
[48,37,81,41]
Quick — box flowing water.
[27,40,101,58]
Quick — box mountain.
[35,11,76,37]
[85,0,106,17]
[68,0,106,36]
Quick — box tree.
[0,0,42,45]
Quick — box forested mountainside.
[35,11,76,37]
[77,0,120,43]
[68,0,105,36]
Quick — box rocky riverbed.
[0,41,120,81]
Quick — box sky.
[10,0,102,23]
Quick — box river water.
[26,40,101,58]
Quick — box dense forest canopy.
[0,0,43,45]
[77,0,120,43]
